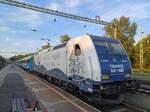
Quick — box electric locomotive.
[16,34,137,104]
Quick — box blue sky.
[0,0,150,58]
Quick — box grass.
[132,68,150,73]
[132,73,150,81]
[132,68,150,81]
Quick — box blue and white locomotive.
[16,34,137,104]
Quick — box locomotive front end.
[91,35,138,103]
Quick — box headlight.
[125,73,130,78]
[100,86,106,90]
[102,75,109,80]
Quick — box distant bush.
[0,55,7,70]
[132,68,150,73]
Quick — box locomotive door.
[68,44,82,78]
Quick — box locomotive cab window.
[75,44,81,56]
[94,41,109,54]
[108,42,125,55]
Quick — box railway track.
[18,68,145,112]
[137,80,150,95]
[81,98,145,112]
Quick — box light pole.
[113,19,118,39]
[114,26,117,39]
[140,25,144,73]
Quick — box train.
[16,34,138,104]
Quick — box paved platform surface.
[0,65,101,112]
[0,65,28,112]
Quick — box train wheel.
[45,75,48,81]
[53,78,58,85]
[72,86,80,97]
[48,76,52,82]
[58,80,63,87]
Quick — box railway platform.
[0,65,40,112]
[0,65,101,112]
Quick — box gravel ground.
[124,93,150,112]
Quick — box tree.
[104,16,137,65]
[134,34,150,69]
[60,34,71,43]
[0,55,6,69]
[10,53,33,62]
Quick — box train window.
[94,41,109,54]
[75,44,81,56]
[108,42,125,55]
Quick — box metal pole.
[114,26,117,39]
[140,25,143,73]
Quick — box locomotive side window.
[75,44,81,56]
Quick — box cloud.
[11,39,41,48]
[83,0,104,12]
[46,3,60,10]
[46,1,79,13]
[5,37,11,41]
[26,40,41,47]
[65,0,81,8]
[10,30,26,34]
[0,20,10,32]
[0,25,10,32]
[27,40,35,44]
[13,42,22,46]
[82,1,150,22]
[0,18,28,34]
[8,9,44,27]
[101,2,150,21]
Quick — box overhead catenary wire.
[0,0,112,26]
[0,0,119,39]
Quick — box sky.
[0,0,150,58]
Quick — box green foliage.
[60,34,71,43]
[0,55,6,64]
[0,55,6,69]
[104,16,137,65]
[134,35,150,69]
[10,53,33,62]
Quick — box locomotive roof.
[89,35,119,43]
[16,55,33,62]
[34,34,120,55]
[53,42,67,50]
